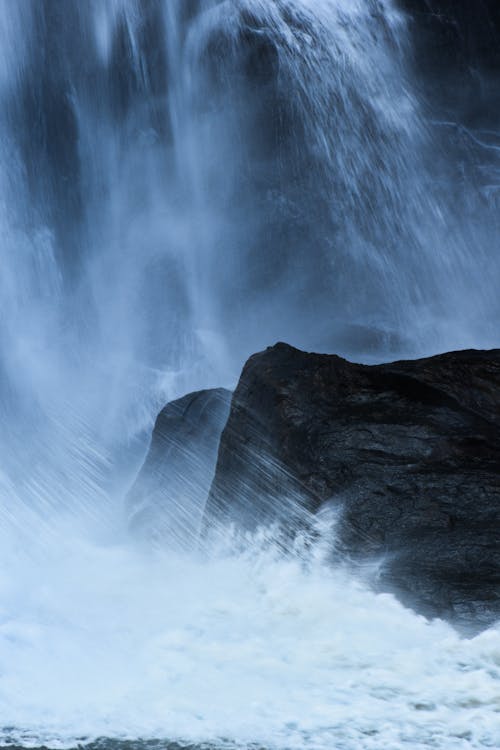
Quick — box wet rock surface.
[127,388,231,547]
[399,0,500,126]
[205,343,500,629]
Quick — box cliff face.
[399,1,500,127]
[205,343,500,629]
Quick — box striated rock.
[127,387,231,548]
[205,343,500,629]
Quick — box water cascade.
[0,2,499,748]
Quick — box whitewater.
[1,523,500,750]
[1,0,500,748]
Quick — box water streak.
[0,2,499,747]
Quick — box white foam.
[0,531,498,750]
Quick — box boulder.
[127,387,231,548]
[205,343,500,629]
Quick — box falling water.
[0,1,499,748]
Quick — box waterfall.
[1,0,498,444]
[0,2,499,748]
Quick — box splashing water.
[1,523,500,750]
[0,1,499,748]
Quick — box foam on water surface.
[0,529,499,750]
[0,1,500,748]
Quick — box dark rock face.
[206,343,500,629]
[127,388,231,548]
[400,1,500,74]
[399,1,500,126]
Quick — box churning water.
[1,525,500,750]
[0,1,499,748]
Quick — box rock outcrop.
[127,387,231,548]
[205,343,500,629]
